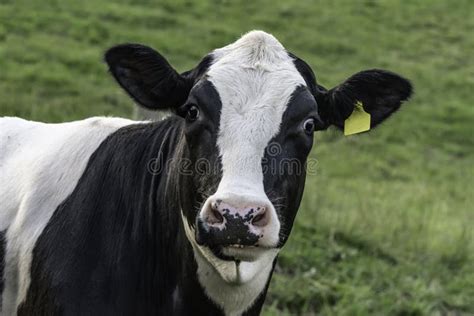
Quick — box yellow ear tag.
[344,101,371,136]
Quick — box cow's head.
[105,31,411,287]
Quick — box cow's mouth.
[208,243,271,262]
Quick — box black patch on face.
[262,86,319,247]
[178,80,224,225]
[0,230,5,304]
[181,54,214,83]
[288,52,327,103]
[288,52,332,130]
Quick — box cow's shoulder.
[0,116,137,233]
[0,117,39,163]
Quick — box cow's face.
[105,31,411,285]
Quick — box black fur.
[0,230,5,309]
[105,44,212,110]
[290,52,413,130]
[320,69,412,129]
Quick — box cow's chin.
[181,212,279,285]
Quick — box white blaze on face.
[207,31,306,245]
[187,31,308,315]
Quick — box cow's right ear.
[315,70,412,131]
[105,44,192,110]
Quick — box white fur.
[0,116,135,314]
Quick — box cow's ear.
[105,44,192,110]
[317,69,412,130]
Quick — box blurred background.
[1,0,473,314]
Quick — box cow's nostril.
[252,210,268,227]
[209,208,224,224]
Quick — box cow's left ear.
[316,69,412,130]
[105,44,193,110]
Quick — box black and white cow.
[0,31,412,315]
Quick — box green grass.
[1,0,473,314]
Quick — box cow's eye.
[186,105,200,122]
[303,118,315,134]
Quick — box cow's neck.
[171,211,275,316]
[163,119,274,315]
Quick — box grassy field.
[1,0,473,314]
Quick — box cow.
[0,30,412,315]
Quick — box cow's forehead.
[208,31,306,93]
[207,31,306,144]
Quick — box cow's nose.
[206,200,269,227]
[197,199,270,246]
